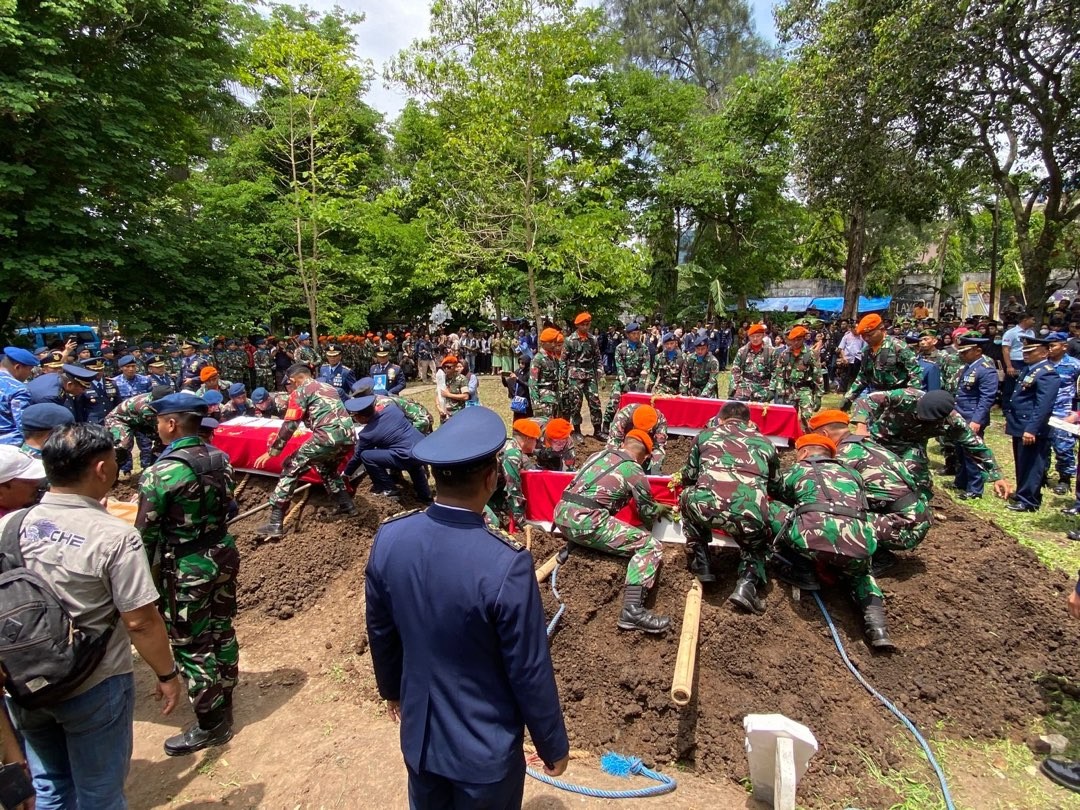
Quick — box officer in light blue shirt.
[0,347,40,445]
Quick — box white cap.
[0,446,46,484]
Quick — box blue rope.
[545,563,566,637]
[812,592,955,810]
[527,752,677,798]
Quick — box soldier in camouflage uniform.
[253,364,357,539]
[554,430,673,633]
[220,340,247,387]
[606,402,667,471]
[771,434,894,648]
[441,359,470,417]
[488,419,539,529]
[729,324,775,401]
[219,383,254,421]
[602,322,649,432]
[645,333,685,395]
[680,336,720,397]
[293,332,320,370]
[105,383,173,474]
[920,330,963,394]
[252,338,274,391]
[529,328,564,419]
[351,376,434,434]
[677,401,784,614]
[252,387,290,418]
[809,410,930,572]
[851,387,1010,499]
[192,366,232,397]
[563,313,605,440]
[532,417,577,471]
[842,313,921,408]
[136,393,239,755]
[769,325,825,430]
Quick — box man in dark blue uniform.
[952,335,1000,499]
[146,354,175,391]
[1005,337,1060,512]
[369,349,406,395]
[317,345,356,400]
[342,395,431,502]
[27,363,98,422]
[81,357,119,425]
[365,406,569,808]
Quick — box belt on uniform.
[561,492,607,511]
[794,502,865,521]
[883,491,921,513]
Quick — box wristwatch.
[157,665,180,683]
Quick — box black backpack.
[0,508,116,709]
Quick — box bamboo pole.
[525,525,533,551]
[535,552,559,583]
[226,483,312,526]
[670,579,703,706]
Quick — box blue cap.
[4,347,40,367]
[21,403,74,431]
[1047,331,1069,342]
[80,357,105,371]
[351,377,375,396]
[61,363,99,383]
[661,332,676,343]
[202,390,224,405]
[151,393,209,416]
[228,382,246,398]
[693,335,708,348]
[344,395,376,413]
[251,387,268,404]
[412,406,507,467]
[200,417,220,431]
[625,322,641,333]
[146,354,166,367]
[117,354,136,367]
[298,332,311,341]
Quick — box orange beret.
[545,418,572,441]
[574,312,592,325]
[807,410,850,430]
[386,332,395,339]
[441,355,458,366]
[540,328,561,342]
[555,332,565,343]
[795,434,837,455]
[200,366,218,382]
[856,314,883,335]
[748,323,767,336]
[631,404,659,431]
[787,326,809,340]
[513,419,541,439]
[626,428,654,453]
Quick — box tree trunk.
[841,203,867,320]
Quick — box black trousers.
[407,757,526,810]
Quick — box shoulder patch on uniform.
[486,526,524,551]
[380,508,422,526]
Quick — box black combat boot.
[164,709,233,757]
[871,547,899,575]
[334,490,359,516]
[223,689,234,726]
[572,427,585,442]
[771,552,821,591]
[254,505,285,542]
[862,600,895,650]
[616,585,670,634]
[1054,475,1073,496]
[685,540,715,583]
[1041,758,1080,793]
[728,570,766,614]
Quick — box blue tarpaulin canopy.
[745,297,816,312]
[809,296,892,314]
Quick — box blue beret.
[251,387,268,404]
[117,354,136,367]
[1047,331,1069,342]
[693,335,709,348]
[625,322,641,332]
[151,393,209,416]
[200,417,220,431]
[140,342,153,350]
[62,363,99,383]
[661,333,676,343]
[21,403,74,431]
[298,332,311,341]
[344,395,376,413]
[255,338,266,347]
[201,390,224,405]
[3,347,39,367]
[412,406,507,467]
[228,382,246,397]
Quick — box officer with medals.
[951,334,1000,499]
[317,344,356,399]
[81,356,120,425]
[365,407,569,807]
[1005,337,1060,512]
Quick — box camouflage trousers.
[565,376,603,432]
[731,381,771,402]
[107,420,159,472]
[884,442,933,499]
[556,506,662,588]
[270,438,350,508]
[679,486,776,583]
[871,499,931,551]
[602,380,639,431]
[785,389,821,432]
[164,543,240,718]
[532,390,560,420]
[1051,426,1076,478]
[769,509,883,601]
[254,370,274,391]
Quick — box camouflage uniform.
[563,331,604,433]
[837,434,930,551]
[679,420,784,584]
[222,348,247,387]
[602,340,649,430]
[772,456,882,602]
[529,349,563,419]
[844,335,921,401]
[645,350,685,395]
[554,449,666,587]
[770,347,825,429]
[136,436,239,722]
[730,343,776,401]
[104,391,160,464]
[253,347,274,390]
[605,403,668,471]
[294,344,320,370]
[219,397,253,421]
[680,352,720,398]
[267,379,354,508]
[488,438,535,527]
[357,341,375,372]
[531,417,577,471]
[443,372,469,416]
[255,391,290,418]
[933,349,964,394]
[374,394,434,434]
[851,387,1003,497]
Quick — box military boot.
[572,428,585,442]
[1054,475,1073,496]
[616,585,670,634]
[223,689,234,726]
[728,570,766,614]
[771,552,821,591]
[863,601,896,650]
[164,710,233,757]
[871,547,899,575]
[334,490,359,516]
[254,505,285,542]
[685,541,715,583]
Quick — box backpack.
[0,508,117,708]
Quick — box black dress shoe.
[164,719,233,757]
[957,491,982,500]
[1005,502,1037,512]
[1040,758,1080,793]
[1062,503,1080,516]
[1067,529,1080,542]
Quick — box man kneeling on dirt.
[605,403,668,472]
[771,434,895,650]
[554,431,673,633]
[677,401,784,614]
[808,409,930,574]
